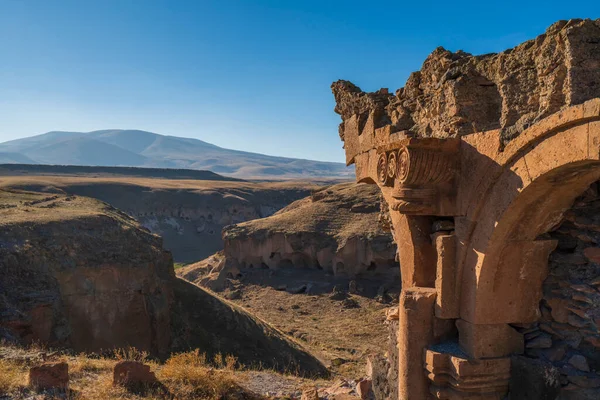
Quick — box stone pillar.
[397,287,437,400]
[394,214,436,289]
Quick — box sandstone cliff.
[332,18,600,160]
[0,189,174,357]
[222,183,397,277]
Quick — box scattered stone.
[356,379,374,400]
[225,289,242,300]
[330,358,347,367]
[301,387,319,400]
[29,362,69,391]
[325,379,354,397]
[342,298,360,309]
[113,361,158,391]
[568,355,590,372]
[348,280,358,294]
[385,307,399,321]
[330,286,347,301]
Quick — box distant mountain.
[0,130,353,179]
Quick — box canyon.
[0,172,320,263]
[2,16,600,400]
[0,187,328,377]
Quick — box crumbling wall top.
[332,18,600,164]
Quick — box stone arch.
[458,102,600,325]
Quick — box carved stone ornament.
[376,138,460,215]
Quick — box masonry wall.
[514,182,600,398]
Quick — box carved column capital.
[375,138,460,216]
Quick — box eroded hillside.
[0,188,328,380]
[222,182,397,277]
[0,176,322,263]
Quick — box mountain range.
[0,130,353,179]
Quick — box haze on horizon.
[1,0,598,163]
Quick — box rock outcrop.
[222,183,397,277]
[0,189,174,357]
[332,18,600,159]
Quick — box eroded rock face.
[0,189,330,377]
[3,179,317,263]
[0,191,174,357]
[332,18,600,160]
[222,183,397,278]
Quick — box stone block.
[29,362,69,391]
[456,320,524,359]
[425,345,510,399]
[398,287,436,400]
[113,361,158,391]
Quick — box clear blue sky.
[0,1,598,162]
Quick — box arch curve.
[458,101,600,324]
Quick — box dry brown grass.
[158,350,249,399]
[1,343,263,400]
[0,357,27,395]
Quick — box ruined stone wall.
[332,19,600,159]
[367,317,399,400]
[511,182,600,397]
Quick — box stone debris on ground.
[28,362,69,391]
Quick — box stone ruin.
[332,19,600,399]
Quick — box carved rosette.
[375,138,459,215]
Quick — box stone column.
[397,287,437,400]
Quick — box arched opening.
[530,181,600,373]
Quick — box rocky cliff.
[0,188,328,376]
[0,189,174,357]
[222,183,397,277]
[332,18,600,160]
[0,176,319,263]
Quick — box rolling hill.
[0,129,353,179]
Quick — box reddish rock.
[29,362,69,391]
[113,361,158,390]
[356,379,374,400]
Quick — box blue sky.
[0,1,598,162]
